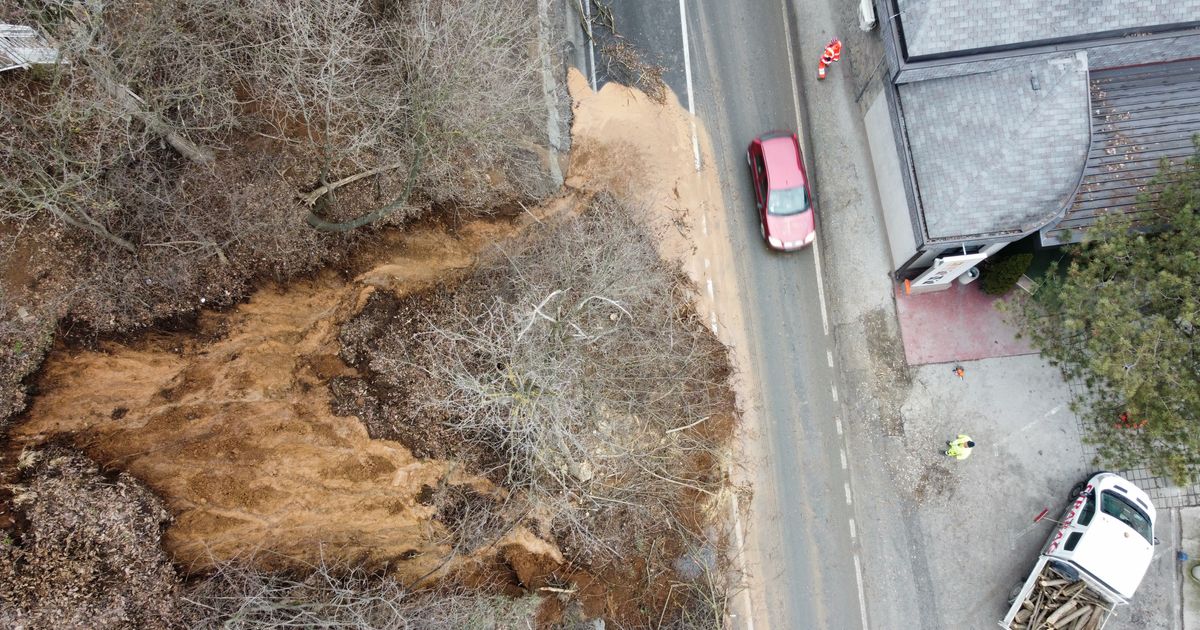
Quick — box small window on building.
[1064,532,1083,552]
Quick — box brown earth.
[11,217,564,583]
[9,66,739,624]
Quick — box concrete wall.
[865,92,918,271]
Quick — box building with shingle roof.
[868,0,1200,287]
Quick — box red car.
[746,131,816,251]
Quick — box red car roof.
[761,136,805,189]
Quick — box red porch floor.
[894,282,1035,366]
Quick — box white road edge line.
[583,0,598,91]
[535,0,564,188]
[811,242,831,336]
[678,7,749,627]
[782,6,862,627]
[854,554,871,630]
[779,0,830,337]
[678,0,702,171]
[730,491,756,630]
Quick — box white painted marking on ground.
[677,0,696,114]
[779,1,831,337]
[583,0,597,91]
[707,278,715,299]
[702,213,708,236]
[704,257,711,270]
[1044,405,1062,416]
[690,125,702,171]
[535,0,564,187]
[991,417,1042,454]
[677,0,702,171]
[730,490,757,630]
[854,554,871,630]
[812,240,831,337]
[779,0,804,133]
[710,312,718,336]
[785,3,866,610]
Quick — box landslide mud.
[11,220,565,581]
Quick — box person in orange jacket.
[818,38,842,80]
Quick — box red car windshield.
[767,186,810,216]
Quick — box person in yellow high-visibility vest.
[945,434,975,460]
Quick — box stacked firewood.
[1010,567,1111,630]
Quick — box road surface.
[575,1,870,628]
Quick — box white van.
[1000,472,1156,629]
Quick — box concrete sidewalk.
[882,355,1179,629]
[791,0,1187,627]
[1185,507,1200,630]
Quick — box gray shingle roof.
[899,52,1091,240]
[897,0,1200,58]
[1041,58,1200,245]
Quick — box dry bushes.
[347,194,732,565]
[0,0,560,424]
[0,448,182,629]
[0,447,541,630]
[183,557,540,629]
[422,195,730,561]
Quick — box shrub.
[348,194,734,562]
[0,448,183,629]
[184,557,540,629]
[981,253,1033,295]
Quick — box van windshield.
[1101,491,1153,543]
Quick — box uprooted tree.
[1016,145,1200,483]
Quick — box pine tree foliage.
[1019,143,1200,483]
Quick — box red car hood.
[765,210,815,244]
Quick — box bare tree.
[369,194,733,562]
[0,0,558,334]
[183,554,541,629]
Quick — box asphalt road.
[581,1,866,628]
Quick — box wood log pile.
[1010,566,1111,630]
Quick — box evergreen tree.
[1019,143,1200,483]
